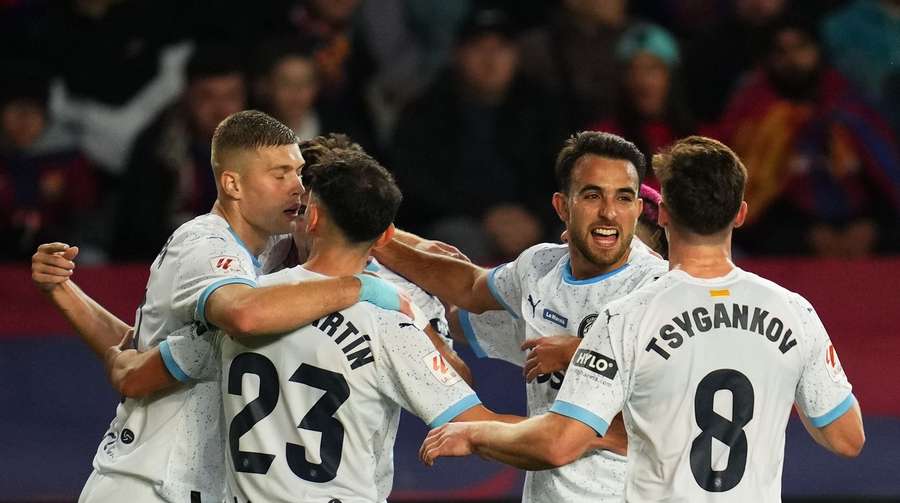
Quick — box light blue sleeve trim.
[429,394,482,428]
[487,265,520,320]
[159,340,191,383]
[195,277,257,327]
[809,393,856,428]
[550,400,610,436]
[458,309,488,358]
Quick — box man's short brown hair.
[653,136,747,235]
[211,110,297,173]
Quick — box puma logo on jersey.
[527,294,541,316]
[398,322,416,329]
[573,349,618,380]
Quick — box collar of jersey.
[226,225,263,269]
[562,259,629,285]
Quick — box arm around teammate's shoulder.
[204,274,405,337]
[372,238,501,314]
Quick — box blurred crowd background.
[1,0,899,265]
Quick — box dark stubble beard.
[568,227,633,272]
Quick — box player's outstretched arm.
[205,274,409,337]
[104,329,177,398]
[424,324,474,387]
[31,243,131,357]
[372,239,501,314]
[419,413,599,470]
[796,402,865,458]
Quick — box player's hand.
[419,422,477,466]
[521,335,582,382]
[587,413,627,456]
[355,273,415,318]
[31,242,79,292]
[560,230,569,243]
[104,328,136,383]
[415,239,471,263]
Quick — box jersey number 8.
[690,369,755,492]
[228,353,349,483]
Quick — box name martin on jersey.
[645,302,799,361]
[310,312,375,370]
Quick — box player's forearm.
[219,277,361,337]
[471,415,585,470]
[46,281,131,357]
[107,348,177,398]
[374,240,496,313]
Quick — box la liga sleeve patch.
[422,350,463,386]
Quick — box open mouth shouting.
[590,225,620,249]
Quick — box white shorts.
[79,469,216,503]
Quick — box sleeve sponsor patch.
[573,349,618,380]
[210,255,245,275]
[423,350,462,386]
[825,342,845,383]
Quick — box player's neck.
[568,245,631,280]
[666,237,736,279]
[211,201,269,256]
[303,238,370,277]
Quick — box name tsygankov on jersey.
[645,302,798,361]
[311,312,375,370]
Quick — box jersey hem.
[459,309,488,358]
[487,266,520,320]
[549,400,610,436]
[809,392,856,428]
[159,340,191,382]
[429,394,482,428]
[195,277,257,327]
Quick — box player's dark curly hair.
[309,150,402,244]
[653,136,746,235]
[554,131,646,193]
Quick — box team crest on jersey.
[423,350,462,386]
[573,349,618,380]
[577,314,598,338]
[210,255,244,274]
[825,342,845,383]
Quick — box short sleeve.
[550,311,625,436]
[158,324,223,382]
[792,295,855,427]
[457,309,526,366]
[171,235,259,329]
[486,261,523,319]
[372,312,480,428]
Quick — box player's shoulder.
[627,238,669,275]
[736,269,814,313]
[171,213,232,243]
[512,242,569,274]
[607,270,676,317]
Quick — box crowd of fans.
[1,0,898,263]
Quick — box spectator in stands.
[822,0,900,135]
[592,23,695,190]
[719,16,900,257]
[111,45,246,260]
[252,39,329,141]
[517,0,635,130]
[0,62,100,261]
[682,0,787,123]
[43,0,191,172]
[391,8,563,263]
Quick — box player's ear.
[552,192,569,222]
[733,201,748,228]
[658,202,670,228]
[305,202,320,234]
[221,170,241,200]
[372,224,395,249]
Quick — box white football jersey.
[219,266,479,503]
[90,214,286,502]
[460,239,667,503]
[366,258,451,341]
[553,267,856,502]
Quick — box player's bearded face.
[560,156,642,271]
[240,144,304,235]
